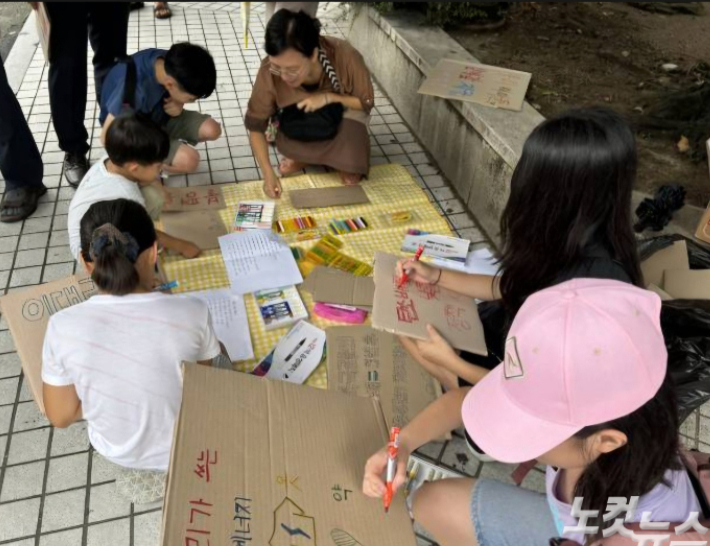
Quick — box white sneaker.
[464,431,496,463]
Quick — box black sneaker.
[63,152,89,188]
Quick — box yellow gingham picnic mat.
[160,164,452,389]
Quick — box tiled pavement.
[0,2,703,545]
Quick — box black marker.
[284,338,306,362]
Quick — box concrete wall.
[348,7,544,245]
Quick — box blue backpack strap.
[119,55,137,112]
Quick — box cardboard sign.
[161,210,228,250]
[162,186,226,212]
[162,365,416,546]
[663,269,710,300]
[326,326,441,428]
[372,252,487,355]
[290,186,370,209]
[418,59,532,112]
[34,3,51,63]
[648,284,673,301]
[0,275,96,413]
[694,201,710,245]
[640,240,689,288]
[305,267,374,311]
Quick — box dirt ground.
[449,2,710,207]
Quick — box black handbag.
[276,102,344,142]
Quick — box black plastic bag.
[640,235,710,420]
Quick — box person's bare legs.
[398,336,458,391]
[278,157,308,177]
[413,479,479,546]
[164,118,222,174]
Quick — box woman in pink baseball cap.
[364,280,701,546]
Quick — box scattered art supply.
[383,427,400,513]
[431,245,500,276]
[372,252,487,354]
[218,231,303,295]
[328,216,369,235]
[381,210,418,227]
[254,285,308,331]
[398,245,425,289]
[274,215,317,234]
[402,230,470,265]
[251,321,326,384]
[290,185,370,209]
[418,58,532,111]
[327,326,441,428]
[162,185,226,212]
[313,302,367,324]
[233,201,275,231]
[154,280,179,292]
[304,235,373,276]
[190,289,254,362]
[161,209,228,250]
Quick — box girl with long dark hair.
[397,107,643,391]
[364,280,699,546]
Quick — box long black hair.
[499,107,643,313]
[80,199,157,296]
[574,375,681,543]
[265,9,321,58]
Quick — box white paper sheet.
[190,289,254,362]
[218,231,303,294]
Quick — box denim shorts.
[471,479,559,546]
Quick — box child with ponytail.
[42,198,221,471]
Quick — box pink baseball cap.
[462,278,667,464]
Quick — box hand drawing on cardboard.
[331,529,364,546]
[269,497,317,546]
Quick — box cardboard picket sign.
[162,364,416,546]
[663,269,710,300]
[371,252,487,355]
[161,209,228,250]
[640,240,689,289]
[290,186,370,209]
[0,274,97,413]
[304,267,375,311]
[326,326,442,429]
[162,186,226,212]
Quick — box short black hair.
[164,42,216,98]
[105,113,169,167]
[265,10,321,58]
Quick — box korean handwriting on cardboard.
[445,304,471,332]
[331,485,352,502]
[194,449,218,483]
[459,66,484,82]
[185,498,213,546]
[22,286,85,322]
[231,496,253,546]
[393,275,419,324]
[363,332,381,397]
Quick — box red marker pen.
[383,427,400,513]
[398,245,425,289]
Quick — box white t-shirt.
[67,158,146,261]
[41,292,221,471]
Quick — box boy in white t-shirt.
[43,198,222,471]
[67,113,200,262]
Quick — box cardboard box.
[371,252,487,355]
[647,284,673,301]
[163,186,226,212]
[290,186,370,209]
[326,326,442,428]
[304,267,374,311]
[418,59,532,112]
[640,240,689,288]
[662,269,710,300]
[161,209,228,250]
[0,275,97,413]
[162,365,416,546]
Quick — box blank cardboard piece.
[640,240,689,288]
[161,210,227,250]
[290,186,370,209]
[663,269,710,300]
[162,365,416,546]
[327,326,441,428]
[372,252,487,355]
[308,267,374,310]
[0,275,97,413]
[418,59,532,111]
[648,284,673,301]
[695,201,710,245]
[162,186,226,212]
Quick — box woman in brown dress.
[245,10,375,198]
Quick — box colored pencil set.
[328,217,369,235]
[304,235,373,276]
[274,216,317,234]
[233,201,275,231]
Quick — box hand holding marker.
[383,427,400,513]
[398,245,425,289]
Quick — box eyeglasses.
[269,62,304,78]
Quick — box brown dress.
[245,37,374,177]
